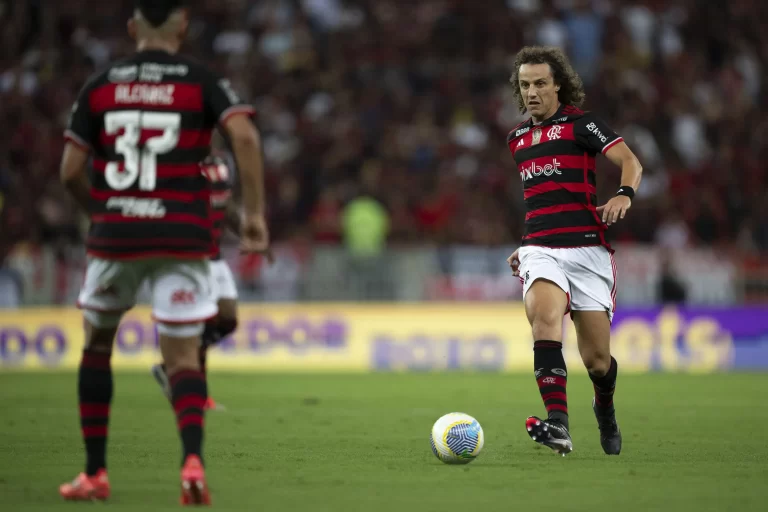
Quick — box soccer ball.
[430,412,484,464]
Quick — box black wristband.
[616,186,635,200]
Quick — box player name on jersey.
[115,84,176,105]
[507,105,623,250]
[65,49,255,260]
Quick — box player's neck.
[532,103,562,125]
[136,39,180,54]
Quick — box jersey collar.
[527,104,568,127]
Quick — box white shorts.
[518,245,617,322]
[78,257,218,335]
[209,259,238,301]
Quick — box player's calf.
[158,325,208,468]
[524,280,571,429]
[572,311,620,454]
[61,320,117,501]
[532,340,569,427]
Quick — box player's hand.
[596,196,631,226]
[239,213,275,264]
[506,248,520,276]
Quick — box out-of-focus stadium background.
[1,0,768,373]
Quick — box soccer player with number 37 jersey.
[505,47,643,457]
[57,0,269,505]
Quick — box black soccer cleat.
[525,416,573,456]
[592,398,622,455]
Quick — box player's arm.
[575,114,643,225]
[224,198,241,235]
[605,141,642,192]
[223,114,273,256]
[60,143,91,212]
[222,115,265,217]
[61,91,94,213]
[599,141,643,225]
[205,74,269,253]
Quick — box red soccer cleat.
[180,455,211,506]
[59,469,110,501]
[203,397,218,411]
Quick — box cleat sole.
[181,478,211,506]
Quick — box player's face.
[518,63,560,119]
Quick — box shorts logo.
[552,368,567,377]
[547,125,564,140]
[524,270,530,284]
[170,289,196,305]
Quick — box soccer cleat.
[593,399,622,455]
[204,397,224,411]
[151,363,172,401]
[180,455,211,506]
[525,416,573,456]
[59,470,110,501]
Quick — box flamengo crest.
[547,125,564,140]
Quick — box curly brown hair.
[509,46,586,113]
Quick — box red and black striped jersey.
[200,155,232,261]
[506,104,623,250]
[64,49,255,260]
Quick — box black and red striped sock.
[79,349,113,476]
[590,357,618,413]
[533,340,568,429]
[170,370,207,466]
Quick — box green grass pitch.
[1,372,767,511]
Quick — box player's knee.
[164,351,201,376]
[529,309,563,341]
[582,351,612,377]
[158,327,204,375]
[82,313,120,351]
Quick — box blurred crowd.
[2,0,768,265]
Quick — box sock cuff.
[589,357,618,386]
[533,340,563,350]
